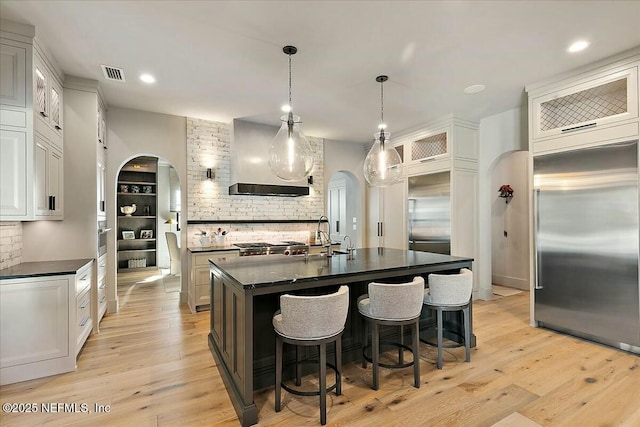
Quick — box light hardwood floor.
[1,271,638,426]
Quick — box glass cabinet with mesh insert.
[530,64,638,143]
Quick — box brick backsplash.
[186,117,325,247]
[0,222,22,269]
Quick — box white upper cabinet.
[527,54,640,155]
[409,129,449,164]
[0,22,65,221]
[33,51,63,147]
[0,43,27,108]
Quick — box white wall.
[477,107,528,299]
[106,107,187,309]
[491,151,529,289]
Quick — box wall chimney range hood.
[229,119,311,197]
[229,183,309,197]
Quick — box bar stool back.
[273,285,349,425]
[423,268,473,369]
[357,276,425,390]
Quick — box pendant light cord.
[288,53,292,110]
[379,78,386,147]
[380,79,384,125]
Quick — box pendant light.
[269,45,314,182]
[363,75,403,187]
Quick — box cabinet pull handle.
[420,157,437,163]
[80,302,88,309]
[100,296,106,303]
[80,275,88,281]
[48,195,53,210]
[40,111,48,118]
[533,189,543,290]
[79,316,89,327]
[561,122,596,133]
[100,201,105,212]
[55,125,62,130]
[52,196,55,211]
[336,220,340,233]
[380,222,383,237]
[99,283,106,289]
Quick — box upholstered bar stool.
[357,276,425,390]
[423,268,473,369]
[273,286,349,425]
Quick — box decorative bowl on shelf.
[120,204,137,216]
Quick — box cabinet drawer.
[75,271,91,295]
[195,284,210,304]
[97,254,107,280]
[97,277,107,306]
[193,250,238,267]
[76,289,91,329]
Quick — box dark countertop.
[188,246,241,253]
[189,242,337,253]
[0,258,94,280]
[210,248,472,289]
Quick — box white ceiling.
[2,1,640,142]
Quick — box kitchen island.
[208,248,473,427]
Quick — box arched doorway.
[490,151,529,291]
[327,170,362,247]
[115,155,183,305]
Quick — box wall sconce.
[206,168,214,180]
[307,175,313,185]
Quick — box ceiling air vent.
[101,65,126,82]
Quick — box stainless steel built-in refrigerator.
[408,172,451,255]
[534,141,640,352]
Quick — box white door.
[366,185,382,247]
[382,180,407,250]
[34,135,49,217]
[48,146,63,218]
[328,185,346,242]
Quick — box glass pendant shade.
[363,131,403,187]
[269,113,314,181]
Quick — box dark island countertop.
[188,246,241,253]
[0,258,94,280]
[210,247,473,290]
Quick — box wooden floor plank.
[1,275,638,427]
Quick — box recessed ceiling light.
[568,40,590,53]
[139,73,156,84]
[464,84,486,94]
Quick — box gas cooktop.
[234,241,308,256]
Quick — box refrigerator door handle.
[533,188,543,290]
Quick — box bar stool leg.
[372,321,380,390]
[464,306,471,362]
[362,318,368,368]
[413,319,420,388]
[436,308,443,369]
[335,337,342,395]
[275,336,283,412]
[295,345,302,386]
[399,324,404,366]
[319,342,327,425]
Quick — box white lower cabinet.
[188,250,238,313]
[0,260,93,385]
